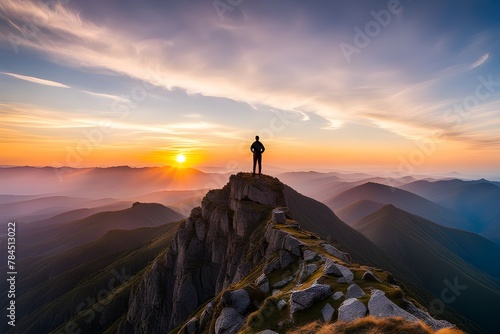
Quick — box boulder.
[321,243,351,263]
[273,275,294,289]
[255,274,270,294]
[345,284,365,299]
[324,259,354,283]
[256,331,279,334]
[338,298,367,322]
[368,290,418,322]
[362,270,381,282]
[279,250,297,269]
[272,208,286,223]
[322,303,335,322]
[277,299,288,310]
[263,257,281,275]
[290,284,333,317]
[222,289,251,314]
[303,250,317,262]
[215,307,245,334]
[403,298,454,330]
[333,291,344,300]
[199,302,214,329]
[298,263,318,283]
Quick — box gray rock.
[290,284,333,317]
[272,208,286,223]
[338,298,367,322]
[321,243,351,263]
[279,250,296,269]
[264,257,281,275]
[324,259,354,283]
[273,275,294,288]
[277,299,288,310]
[185,317,197,334]
[323,260,343,276]
[265,227,307,257]
[272,289,281,296]
[303,250,317,262]
[255,274,270,294]
[298,263,318,283]
[362,270,381,282]
[222,289,251,314]
[368,290,418,322]
[345,284,365,299]
[215,307,245,334]
[199,302,214,329]
[322,303,335,322]
[256,331,279,334]
[333,291,344,300]
[403,298,453,330]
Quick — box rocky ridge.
[118,173,457,333]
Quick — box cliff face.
[119,173,457,334]
[120,173,287,332]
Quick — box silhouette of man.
[250,135,265,176]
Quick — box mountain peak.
[118,173,458,334]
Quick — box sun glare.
[176,153,186,164]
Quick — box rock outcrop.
[120,173,286,332]
[118,172,458,334]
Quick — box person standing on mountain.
[250,135,265,176]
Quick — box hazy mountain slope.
[402,179,500,237]
[336,199,386,226]
[0,166,230,198]
[354,205,500,333]
[0,195,90,223]
[18,203,183,258]
[326,182,474,232]
[4,221,181,334]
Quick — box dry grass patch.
[287,316,466,334]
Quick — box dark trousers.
[253,154,262,174]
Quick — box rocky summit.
[117,173,458,334]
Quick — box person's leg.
[253,154,257,175]
[258,155,262,175]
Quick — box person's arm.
[261,143,265,153]
[250,143,255,153]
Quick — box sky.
[1,0,500,178]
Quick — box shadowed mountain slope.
[336,199,386,226]
[2,221,181,334]
[17,202,183,259]
[354,205,500,334]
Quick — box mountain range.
[1,167,499,333]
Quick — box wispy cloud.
[1,72,70,88]
[470,53,490,69]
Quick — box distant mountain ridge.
[326,182,475,232]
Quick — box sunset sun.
[176,153,186,164]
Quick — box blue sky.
[1,0,499,177]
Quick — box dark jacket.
[250,141,265,155]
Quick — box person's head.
[255,135,259,141]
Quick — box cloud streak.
[1,72,70,88]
